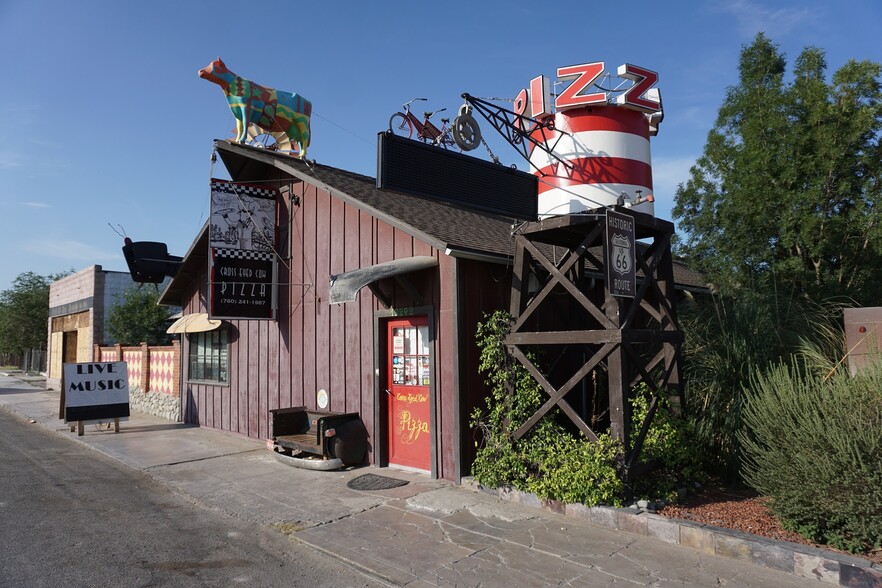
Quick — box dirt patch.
[657,488,882,565]
[270,521,307,535]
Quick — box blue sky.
[1,0,880,291]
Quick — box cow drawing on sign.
[210,186,276,253]
[210,192,258,250]
[198,58,312,158]
[212,208,248,249]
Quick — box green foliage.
[524,433,624,506]
[106,286,172,346]
[470,311,697,506]
[673,33,882,305]
[680,289,848,480]
[631,386,703,500]
[740,359,882,553]
[470,310,590,495]
[0,271,67,354]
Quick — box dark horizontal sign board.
[66,403,130,422]
[210,248,276,319]
[377,132,538,222]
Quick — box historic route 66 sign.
[606,210,636,298]
[611,234,632,274]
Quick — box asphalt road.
[0,408,384,588]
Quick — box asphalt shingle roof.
[212,140,708,291]
[217,141,520,257]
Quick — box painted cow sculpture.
[199,58,312,158]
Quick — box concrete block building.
[46,265,137,389]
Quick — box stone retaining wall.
[128,386,180,422]
[461,477,882,587]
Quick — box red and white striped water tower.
[515,62,662,218]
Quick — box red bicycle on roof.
[388,98,457,148]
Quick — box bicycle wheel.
[436,130,456,150]
[389,113,413,139]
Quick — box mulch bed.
[657,488,882,565]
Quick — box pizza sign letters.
[513,61,662,133]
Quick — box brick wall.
[93,340,182,421]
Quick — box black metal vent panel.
[377,132,538,221]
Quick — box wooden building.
[159,139,705,482]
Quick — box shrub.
[524,432,624,506]
[680,290,783,479]
[681,289,849,481]
[631,385,704,501]
[740,359,882,553]
[469,311,599,496]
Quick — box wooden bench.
[269,406,366,466]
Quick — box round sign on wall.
[317,388,329,410]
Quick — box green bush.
[469,310,620,503]
[681,289,848,481]
[470,311,697,506]
[524,432,624,506]
[631,386,704,501]
[680,290,781,479]
[740,359,882,553]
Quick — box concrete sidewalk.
[0,373,831,586]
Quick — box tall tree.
[673,33,882,303]
[106,286,172,346]
[0,272,54,354]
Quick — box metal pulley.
[453,104,481,151]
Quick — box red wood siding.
[177,177,523,481]
[179,181,485,479]
[437,255,456,480]
[457,258,512,473]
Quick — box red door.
[386,317,431,472]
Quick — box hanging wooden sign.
[209,179,278,320]
[606,209,636,298]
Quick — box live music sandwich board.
[62,362,130,423]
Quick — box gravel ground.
[657,488,882,565]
